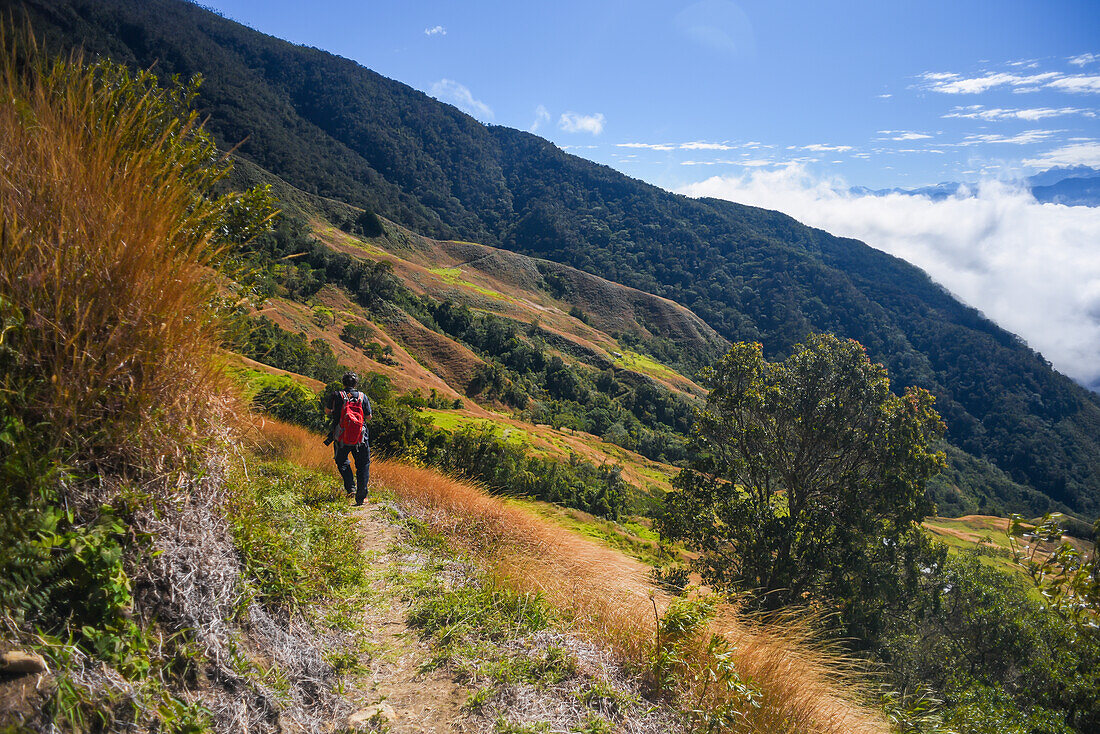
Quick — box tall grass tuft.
[0,29,270,484]
[258,417,890,733]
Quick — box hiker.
[325,372,372,505]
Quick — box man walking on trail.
[326,372,372,505]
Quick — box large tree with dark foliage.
[659,335,946,612]
[14,0,1100,519]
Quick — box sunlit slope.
[257,418,891,734]
[312,221,721,400]
[241,210,695,496]
[22,0,1100,519]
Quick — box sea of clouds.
[679,165,1100,391]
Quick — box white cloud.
[616,140,746,151]
[424,25,446,36]
[956,129,1060,146]
[920,71,1059,94]
[1047,75,1100,94]
[558,112,605,135]
[944,105,1097,121]
[530,104,551,132]
[877,130,932,141]
[802,143,854,152]
[429,79,493,120]
[617,142,676,151]
[877,93,893,99]
[1023,142,1100,168]
[921,69,1100,95]
[680,141,738,150]
[677,165,1100,389]
[886,132,933,141]
[1069,53,1098,67]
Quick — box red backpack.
[336,390,365,446]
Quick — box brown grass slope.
[258,418,890,734]
[309,209,718,400]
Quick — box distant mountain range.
[851,166,1100,207]
[10,0,1100,521]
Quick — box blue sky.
[203,0,1099,190]
[201,0,1100,389]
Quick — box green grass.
[610,348,681,381]
[397,515,575,685]
[494,720,552,734]
[428,266,512,302]
[420,410,534,449]
[920,517,1039,583]
[511,498,669,566]
[225,459,365,608]
[225,363,316,400]
[318,225,390,257]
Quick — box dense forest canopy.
[11,0,1100,519]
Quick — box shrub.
[253,378,326,432]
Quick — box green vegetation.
[401,518,569,691]
[421,411,533,448]
[25,0,1100,519]
[429,266,511,301]
[432,300,692,463]
[340,321,397,364]
[610,348,681,381]
[1008,513,1100,624]
[12,3,1100,731]
[659,336,1100,732]
[649,596,764,731]
[398,514,681,734]
[225,460,364,608]
[238,317,634,519]
[0,39,365,732]
[234,315,343,384]
[880,551,1100,733]
[660,335,946,619]
[230,211,425,320]
[926,444,1063,519]
[518,500,668,566]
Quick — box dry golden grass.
[256,417,889,733]
[0,31,263,476]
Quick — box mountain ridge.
[12,0,1100,518]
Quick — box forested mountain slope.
[12,0,1100,518]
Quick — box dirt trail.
[342,504,474,734]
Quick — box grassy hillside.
[6,29,1099,734]
[13,0,1100,519]
[231,203,706,500]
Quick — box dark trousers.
[334,439,370,504]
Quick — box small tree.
[659,334,946,616]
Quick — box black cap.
[342,372,358,387]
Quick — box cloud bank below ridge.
[679,166,1100,391]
